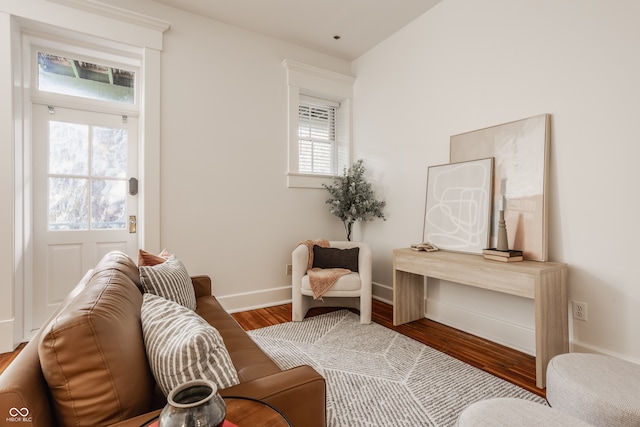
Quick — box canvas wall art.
[422,158,494,254]
[450,114,550,261]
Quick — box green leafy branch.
[323,159,386,240]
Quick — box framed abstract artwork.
[450,114,550,261]
[422,158,494,254]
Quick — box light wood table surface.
[392,248,569,389]
[224,397,291,427]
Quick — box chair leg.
[292,292,304,321]
[293,293,314,321]
[360,297,372,324]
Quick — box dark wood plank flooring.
[0,343,25,374]
[0,299,543,398]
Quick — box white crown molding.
[47,0,171,33]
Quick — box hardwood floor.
[0,299,544,398]
[0,343,25,374]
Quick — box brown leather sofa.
[0,252,326,426]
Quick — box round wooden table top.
[223,396,292,427]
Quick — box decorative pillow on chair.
[139,255,196,310]
[312,245,359,272]
[141,293,240,396]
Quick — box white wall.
[353,0,640,360]
[80,0,352,310]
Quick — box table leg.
[534,268,569,388]
[393,269,425,326]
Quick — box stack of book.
[482,248,523,262]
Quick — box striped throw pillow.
[141,293,240,396]
[139,255,196,310]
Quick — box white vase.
[496,210,509,251]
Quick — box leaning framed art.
[422,157,494,254]
[450,114,550,261]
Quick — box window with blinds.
[298,97,338,175]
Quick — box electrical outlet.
[572,300,588,321]
[285,264,292,275]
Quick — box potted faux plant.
[323,159,386,241]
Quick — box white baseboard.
[217,286,292,313]
[372,281,392,305]
[570,340,640,364]
[218,282,394,314]
[372,279,535,355]
[426,298,536,355]
[216,283,393,313]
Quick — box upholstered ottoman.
[457,398,593,426]
[546,353,640,426]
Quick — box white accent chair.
[292,241,372,324]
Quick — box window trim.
[283,59,355,189]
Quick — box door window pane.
[92,126,127,178]
[91,179,126,229]
[47,120,128,231]
[49,177,88,230]
[49,121,89,175]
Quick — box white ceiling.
[150,0,441,60]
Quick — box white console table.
[392,248,568,389]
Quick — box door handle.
[129,177,138,195]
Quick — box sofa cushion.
[38,251,155,427]
[95,249,143,289]
[312,245,359,272]
[302,271,361,292]
[141,293,240,396]
[139,255,196,310]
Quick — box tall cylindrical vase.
[496,210,509,251]
[159,379,226,427]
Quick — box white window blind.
[298,96,338,175]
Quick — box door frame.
[10,18,163,344]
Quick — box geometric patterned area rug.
[248,310,547,427]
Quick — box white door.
[30,104,139,331]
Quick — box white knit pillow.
[139,255,196,310]
[141,293,240,396]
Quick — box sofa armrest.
[292,244,309,290]
[0,340,55,427]
[220,365,326,427]
[191,275,212,298]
